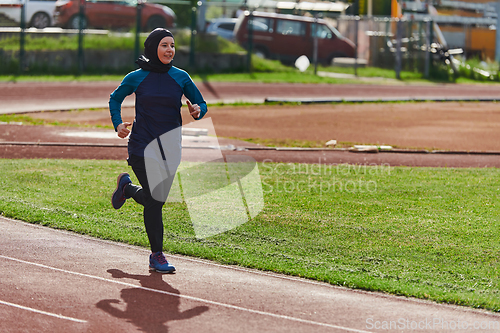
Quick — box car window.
[248,17,273,33]
[312,23,334,39]
[117,0,135,6]
[276,19,305,36]
[87,0,129,4]
[88,0,135,6]
[218,23,235,31]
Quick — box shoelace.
[154,252,168,265]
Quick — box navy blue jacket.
[109,67,207,157]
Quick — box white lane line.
[0,254,371,333]
[0,218,364,293]
[0,299,87,323]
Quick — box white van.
[0,0,56,28]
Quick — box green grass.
[317,64,425,81]
[0,34,139,51]
[232,137,328,148]
[0,74,126,82]
[0,65,494,85]
[0,71,392,85]
[232,137,365,149]
[0,31,242,54]
[0,113,113,129]
[0,70,362,84]
[0,159,499,311]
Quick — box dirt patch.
[2,99,500,167]
[26,101,500,152]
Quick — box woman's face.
[157,36,175,64]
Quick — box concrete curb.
[265,96,500,104]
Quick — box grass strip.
[0,72,378,84]
[0,113,113,129]
[0,159,498,311]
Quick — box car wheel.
[69,15,87,30]
[146,16,166,31]
[254,46,268,59]
[30,12,50,29]
[327,53,347,66]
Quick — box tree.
[345,0,392,16]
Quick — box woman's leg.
[125,155,165,253]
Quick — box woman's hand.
[186,100,201,119]
[116,122,132,138]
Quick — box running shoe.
[149,252,176,273]
[111,172,132,209]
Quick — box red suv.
[234,11,355,65]
[54,0,175,31]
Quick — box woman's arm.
[109,69,149,131]
[169,67,208,120]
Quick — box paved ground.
[2,80,500,114]
[1,217,499,333]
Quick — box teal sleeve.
[109,69,149,130]
[169,67,208,120]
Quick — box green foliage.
[456,57,499,82]
[347,0,392,16]
[429,60,456,82]
[0,50,19,74]
[168,3,194,29]
[174,29,245,54]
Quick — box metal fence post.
[395,19,402,80]
[463,23,468,60]
[496,0,500,62]
[424,19,431,79]
[77,0,85,75]
[407,19,412,71]
[189,1,197,69]
[19,0,26,74]
[385,18,390,68]
[135,0,143,64]
[354,16,359,77]
[313,15,318,75]
[247,11,253,73]
[418,21,427,73]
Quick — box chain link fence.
[339,16,431,73]
[1,1,497,77]
[336,13,498,80]
[0,0,248,75]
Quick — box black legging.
[124,154,167,253]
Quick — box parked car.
[206,17,237,41]
[234,11,355,65]
[53,0,175,31]
[0,0,56,29]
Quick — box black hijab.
[135,28,174,73]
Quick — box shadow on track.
[96,269,209,332]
